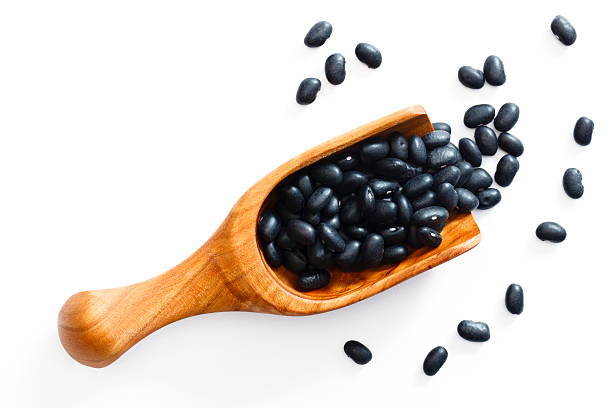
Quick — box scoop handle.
[58,241,241,368]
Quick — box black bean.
[477,188,501,209]
[276,202,300,224]
[369,179,400,197]
[574,117,594,146]
[402,173,434,198]
[276,229,299,250]
[325,53,346,85]
[361,233,385,268]
[412,206,449,231]
[464,104,495,128]
[382,244,409,264]
[455,160,474,188]
[457,320,490,342]
[448,142,462,162]
[494,102,520,132]
[483,55,506,86]
[297,267,330,291]
[423,346,448,376]
[406,224,423,249]
[262,241,283,268]
[344,340,372,365]
[325,214,341,230]
[432,122,451,134]
[427,145,461,169]
[340,196,362,225]
[436,182,459,211]
[458,66,485,89]
[323,195,339,217]
[411,190,438,211]
[408,135,427,165]
[417,227,443,248]
[434,165,461,186]
[360,137,390,162]
[495,155,520,187]
[393,190,413,226]
[296,78,321,105]
[388,132,409,160]
[306,186,333,213]
[498,132,524,157]
[464,168,493,193]
[286,219,316,246]
[380,226,406,245]
[304,21,332,47]
[257,210,281,242]
[318,222,346,252]
[334,151,360,171]
[355,43,382,68]
[343,225,369,240]
[455,188,479,213]
[311,162,343,186]
[279,185,305,213]
[458,139,482,168]
[301,210,320,226]
[505,284,524,315]
[282,249,308,274]
[536,222,566,243]
[374,157,410,179]
[307,239,333,268]
[474,126,498,156]
[335,240,362,270]
[422,130,451,150]
[358,185,377,217]
[563,168,584,199]
[551,15,576,46]
[295,172,313,198]
[337,171,368,194]
[369,200,398,229]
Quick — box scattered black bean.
[563,168,584,199]
[436,182,459,211]
[483,55,506,86]
[296,78,321,105]
[505,284,524,315]
[257,210,282,242]
[304,21,333,47]
[262,241,283,268]
[495,154,520,187]
[411,190,438,211]
[474,126,498,156]
[402,173,434,198]
[423,346,448,376]
[374,157,410,178]
[432,122,451,133]
[574,117,594,146]
[427,145,461,169]
[494,102,520,132]
[417,227,443,248]
[344,340,372,365]
[455,160,475,188]
[325,53,346,85]
[457,320,490,342]
[551,15,576,46]
[464,168,493,193]
[369,178,400,197]
[297,267,330,291]
[456,188,479,212]
[434,165,461,186]
[361,137,390,162]
[477,188,501,209]
[382,244,409,264]
[422,130,451,150]
[458,138,483,167]
[355,43,382,68]
[458,66,485,89]
[536,222,566,243]
[412,206,449,231]
[306,186,333,213]
[464,104,495,128]
[380,226,407,245]
[498,132,524,157]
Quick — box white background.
[1,0,610,406]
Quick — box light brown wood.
[58,105,481,368]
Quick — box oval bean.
[464,168,493,193]
[335,240,362,270]
[432,122,451,133]
[380,226,407,245]
[304,21,333,47]
[361,233,385,268]
[360,137,390,162]
[536,222,566,243]
[456,188,479,212]
[369,200,398,229]
[297,267,330,291]
[412,206,449,231]
[282,249,308,274]
[498,132,524,157]
[280,185,305,213]
[495,155,519,187]
[382,245,409,264]
[403,173,434,198]
[436,182,459,211]
[369,178,400,197]
[388,132,409,160]
[417,227,443,248]
[434,165,461,186]
[296,78,321,105]
[477,188,501,209]
[422,130,451,150]
[262,241,283,268]
[306,186,333,213]
[483,55,506,86]
[344,340,372,365]
[408,135,427,165]
[393,190,413,226]
[505,283,524,315]
[455,160,474,188]
[423,346,448,376]
[410,190,437,211]
[551,15,576,46]
[427,145,461,169]
[325,53,346,85]
[494,102,520,132]
[574,117,594,146]
[355,43,382,68]
[458,66,485,89]
[458,138,482,167]
[257,210,281,242]
[464,104,495,128]
[318,222,346,252]
[311,162,343,186]
[358,185,376,216]
[457,320,490,342]
[474,125,498,156]
[286,219,316,246]
[563,168,584,199]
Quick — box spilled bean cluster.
[458,55,506,89]
[257,125,507,292]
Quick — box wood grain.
[58,105,481,368]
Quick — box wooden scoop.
[58,105,481,368]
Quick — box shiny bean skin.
[335,240,362,270]
[393,190,413,226]
[483,55,506,86]
[340,196,362,225]
[457,320,490,342]
[408,135,427,165]
[536,221,566,243]
[402,173,434,198]
[412,206,449,231]
[360,137,390,162]
[295,172,313,198]
[382,245,409,264]
[455,160,475,188]
[257,210,282,242]
[301,210,321,226]
[455,188,480,213]
[406,224,424,249]
[369,179,400,197]
[343,225,369,240]
[306,186,333,213]
[280,185,305,213]
[464,104,495,128]
[458,66,485,89]
[464,168,493,193]
[574,117,594,146]
[325,214,341,231]
[494,102,520,132]
[282,249,308,274]
[380,226,407,245]
[296,78,321,105]
[498,132,524,157]
[458,138,482,167]
[474,126,498,156]
[388,132,410,160]
[551,15,576,46]
[417,227,442,248]
[422,130,451,150]
[337,171,369,194]
[318,222,346,252]
[355,43,382,68]
[307,239,333,268]
[374,157,410,179]
[311,162,343,186]
[262,241,283,268]
[344,340,372,365]
[334,151,360,171]
[432,122,451,134]
[434,165,461,186]
[563,168,584,199]
[369,200,398,229]
[427,145,461,169]
[505,283,524,315]
[304,21,333,47]
[276,229,300,251]
[495,155,520,187]
[358,185,376,216]
[436,182,459,211]
[410,190,437,211]
[297,267,330,291]
[361,233,385,268]
[323,195,339,217]
[423,346,448,376]
[286,219,316,246]
[477,188,501,209]
[325,53,346,85]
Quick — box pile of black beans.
[257,123,508,292]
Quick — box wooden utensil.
[58,105,481,368]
